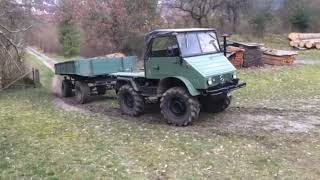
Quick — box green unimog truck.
[55,28,246,126]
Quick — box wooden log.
[299,41,306,48]
[289,41,300,48]
[305,41,314,49]
[298,33,320,40]
[289,33,320,41]
[304,39,320,49]
[288,33,299,41]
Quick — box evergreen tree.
[58,20,81,57]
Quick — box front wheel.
[160,87,200,126]
[118,84,145,117]
[200,95,232,113]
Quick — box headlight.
[233,73,237,79]
[208,78,213,85]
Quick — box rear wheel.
[118,84,145,116]
[160,87,200,126]
[75,81,90,104]
[200,95,232,113]
[61,80,73,97]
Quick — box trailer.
[55,56,138,104]
[55,28,246,126]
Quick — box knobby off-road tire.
[118,84,145,117]
[160,87,200,126]
[61,80,73,97]
[200,95,232,113]
[96,86,106,95]
[75,81,90,104]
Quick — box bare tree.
[165,0,223,27]
[0,0,32,87]
[223,0,250,33]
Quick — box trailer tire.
[118,84,145,117]
[75,81,90,104]
[61,80,73,97]
[96,86,106,95]
[160,87,200,126]
[200,95,232,113]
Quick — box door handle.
[153,66,160,70]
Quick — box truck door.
[145,36,182,79]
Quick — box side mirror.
[222,34,230,57]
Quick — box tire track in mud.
[28,47,320,134]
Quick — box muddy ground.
[27,48,320,137]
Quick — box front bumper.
[204,79,246,96]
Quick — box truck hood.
[184,53,236,78]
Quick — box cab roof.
[145,28,217,46]
[150,28,216,34]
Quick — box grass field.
[0,53,320,179]
[298,49,320,60]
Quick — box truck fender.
[159,76,200,96]
[116,77,139,92]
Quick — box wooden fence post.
[34,69,40,84]
[0,76,2,89]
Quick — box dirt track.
[27,48,320,136]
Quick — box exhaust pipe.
[222,34,229,57]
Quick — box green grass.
[234,65,320,108]
[47,53,82,62]
[298,49,320,60]
[25,53,54,88]
[1,54,320,179]
[230,34,290,49]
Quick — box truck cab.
[143,28,245,96]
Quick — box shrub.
[58,21,81,57]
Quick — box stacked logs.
[262,49,298,66]
[288,33,320,49]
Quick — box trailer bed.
[55,56,138,77]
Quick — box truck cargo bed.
[55,56,138,77]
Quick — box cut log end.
[299,41,306,48]
[289,41,299,48]
[288,33,299,41]
[305,41,314,49]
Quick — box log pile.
[226,46,245,69]
[288,33,320,49]
[233,42,264,67]
[262,49,298,66]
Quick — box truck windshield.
[177,31,220,57]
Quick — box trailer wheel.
[61,80,73,97]
[75,81,90,104]
[118,84,145,116]
[96,86,106,95]
[160,87,200,126]
[200,95,232,113]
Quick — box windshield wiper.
[209,34,219,52]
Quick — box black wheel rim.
[123,92,134,108]
[169,97,187,116]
